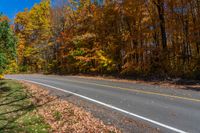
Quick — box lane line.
[21,79,187,133]
[46,77,200,103]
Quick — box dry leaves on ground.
[22,82,120,133]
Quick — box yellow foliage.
[0,74,4,79]
[5,61,19,74]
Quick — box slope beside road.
[5,74,200,133]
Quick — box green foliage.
[53,111,62,121]
[0,14,17,74]
[0,53,7,74]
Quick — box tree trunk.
[155,0,167,49]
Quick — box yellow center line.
[54,77,200,103]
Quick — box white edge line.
[18,79,187,133]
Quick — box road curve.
[6,74,200,133]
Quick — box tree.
[15,0,200,79]
[0,14,17,76]
[15,0,51,72]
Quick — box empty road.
[6,74,200,133]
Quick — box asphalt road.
[5,74,200,133]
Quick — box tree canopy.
[0,14,16,75]
[11,0,200,79]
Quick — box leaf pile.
[22,82,120,133]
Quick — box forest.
[1,0,200,80]
[0,14,16,78]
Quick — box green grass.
[53,111,62,121]
[0,80,50,133]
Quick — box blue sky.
[0,0,41,20]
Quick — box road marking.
[49,77,200,103]
[22,79,187,133]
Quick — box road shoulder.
[21,81,160,133]
[21,81,120,133]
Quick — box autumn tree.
[15,0,200,79]
[15,0,51,72]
